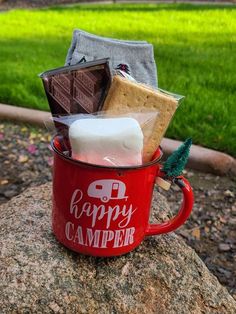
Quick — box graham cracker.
[103,75,178,162]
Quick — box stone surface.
[0,183,236,313]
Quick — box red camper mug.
[51,135,194,257]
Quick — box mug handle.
[145,172,194,236]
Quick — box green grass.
[0,3,236,155]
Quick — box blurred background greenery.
[0,3,235,155]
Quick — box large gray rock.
[0,183,235,314]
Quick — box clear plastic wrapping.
[42,61,185,167]
[47,111,159,167]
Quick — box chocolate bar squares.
[40,59,111,116]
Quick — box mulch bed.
[0,121,236,299]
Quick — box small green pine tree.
[162,138,192,178]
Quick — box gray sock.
[65,29,158,88]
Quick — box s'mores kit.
[40,33,184,168]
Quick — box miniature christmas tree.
[162,138,192,178]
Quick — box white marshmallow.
[69,117,143,166]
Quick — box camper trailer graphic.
[87,179,128,203]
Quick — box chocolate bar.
[74,70,103,95]
[52,73,73,94]
[73,79,98,113]
[39,59,111,116]
[50,80,73,113]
